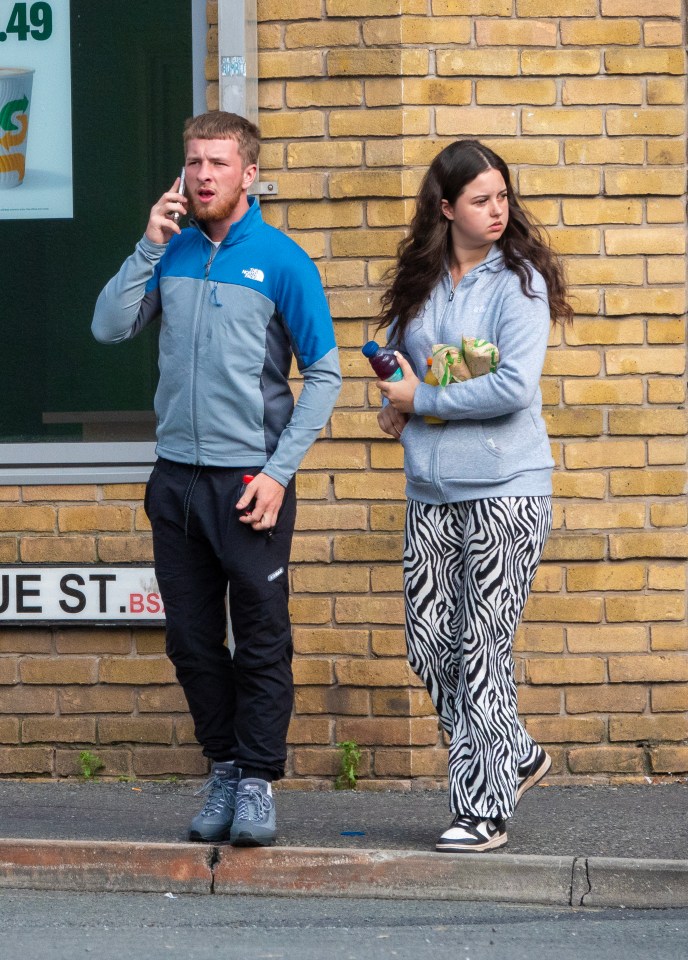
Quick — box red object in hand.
[239,474,255,516]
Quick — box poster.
[0,0,72,219]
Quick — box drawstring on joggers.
[183,466,203,538]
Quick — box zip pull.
[446,269,457,302]
[204,245,218,279]
[211,282,222,306]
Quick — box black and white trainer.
[436,814,507,853]
[516,744,551,806]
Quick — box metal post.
[218,0,258,124]
[217,0,277,196]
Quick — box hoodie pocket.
[436,421,502,482]
[401,418,502,485]
[479,409,547,467]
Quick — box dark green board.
[0,0,193,441]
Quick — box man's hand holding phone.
[145,170,187,245]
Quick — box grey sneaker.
[189,762,242,842]
[229,777,276,847]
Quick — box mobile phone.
[171,168,185,224]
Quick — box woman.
[376,140,571,853]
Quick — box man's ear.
[243,164,258,189]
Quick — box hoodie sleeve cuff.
[137,234,169,261]
[413,382,441,418]
[261,464,291,488]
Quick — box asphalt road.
[0,891,687,960]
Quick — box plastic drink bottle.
[423,358,445,425]
[361,341,403,381]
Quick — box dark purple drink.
[362,341,403,381]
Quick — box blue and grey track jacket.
[92,198,341,486]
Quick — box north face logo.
[242,268,264,282]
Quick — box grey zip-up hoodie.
[391,246,554,504]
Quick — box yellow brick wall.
[0,0,685,783]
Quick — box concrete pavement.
[0,779,686,907]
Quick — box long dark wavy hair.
[378,140,572,343]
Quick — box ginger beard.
[187,179,244,224]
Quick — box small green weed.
[335,740,361,790]
[78,750,104,780]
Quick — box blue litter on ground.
[340,831,366,836]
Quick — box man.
[92,111,341,846]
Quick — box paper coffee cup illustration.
[0,67,34,188]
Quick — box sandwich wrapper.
[430,337,499,386]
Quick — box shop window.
[0,0,198,481]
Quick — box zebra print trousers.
[404,496,552,820]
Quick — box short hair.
[183,111,260,167]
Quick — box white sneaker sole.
[516,751,552,805]
[436,831,508,853]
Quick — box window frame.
[0,442,157,484]
[0,1,209,486]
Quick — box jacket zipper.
[190,242,218,463]
[428,264,492,499]
[438,269,459,342]
[428,273,458,499]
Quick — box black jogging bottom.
[144,457,297,780]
